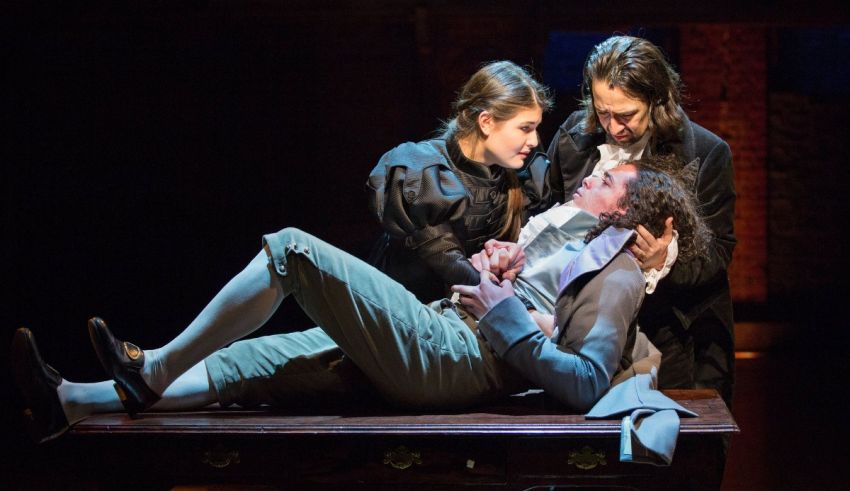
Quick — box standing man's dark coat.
[548,109,736,405]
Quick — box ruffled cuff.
[643,230,679,294]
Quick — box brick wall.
[679,25,768,303]
[767,92,849,305]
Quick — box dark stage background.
[3,2,850,489]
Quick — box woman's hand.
[469,239,525,282]
[452,269,516,320]
[628,217,674,271]
[469,248,500,284]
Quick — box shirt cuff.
[643,230,679,294]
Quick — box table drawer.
[508,435,725,490]
[289,436,506,486]
[72,435,507,487]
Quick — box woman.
[368,60,553,301]
[12,163,707,445]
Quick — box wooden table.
[56,389,736,490]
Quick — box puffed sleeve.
[367,142,481,288]
[519,150,555,216]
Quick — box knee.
[270,226,308,244]
[263,227,315,277]
[268,227,320,252]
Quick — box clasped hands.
[452,240,524,320]
[470,239,525,283]
[451,217,674,320]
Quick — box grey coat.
[478,227,644,412]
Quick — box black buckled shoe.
[87,317,161,417]
[10,327,70,444]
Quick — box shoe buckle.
[123,342,142,361]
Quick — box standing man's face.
[591,79,651,146]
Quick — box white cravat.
[593,132,651,177]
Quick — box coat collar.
[558,226,636,294]
[676,111,697,163]
[566,115,606,152]
[564,109,697,163]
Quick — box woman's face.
[480,106,543,169]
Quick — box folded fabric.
[620,408,681,465]
[586,369,697,466]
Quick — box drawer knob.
[202,443,241,469]
[568,445,607,470]
[383,445,422,470]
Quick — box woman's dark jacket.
[367,135,551,302]
[547,110,737,405]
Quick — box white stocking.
[57,379,123,424]
[58,361,217,420]
[142,250,284,395]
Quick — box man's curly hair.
[584,154,711,263]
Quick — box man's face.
[591,79,651,146]
[573,164,637,216]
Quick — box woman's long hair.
[443,60,553,241]
[580,36,686,150]
[585,154,711,263]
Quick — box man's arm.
[630,139,735,286]
[455,259,643,412]
[666,140,736,287]
[528,309,555,337]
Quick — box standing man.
[547,35,736,406]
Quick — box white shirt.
[518,200,583,248]
[518,200,677,295]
